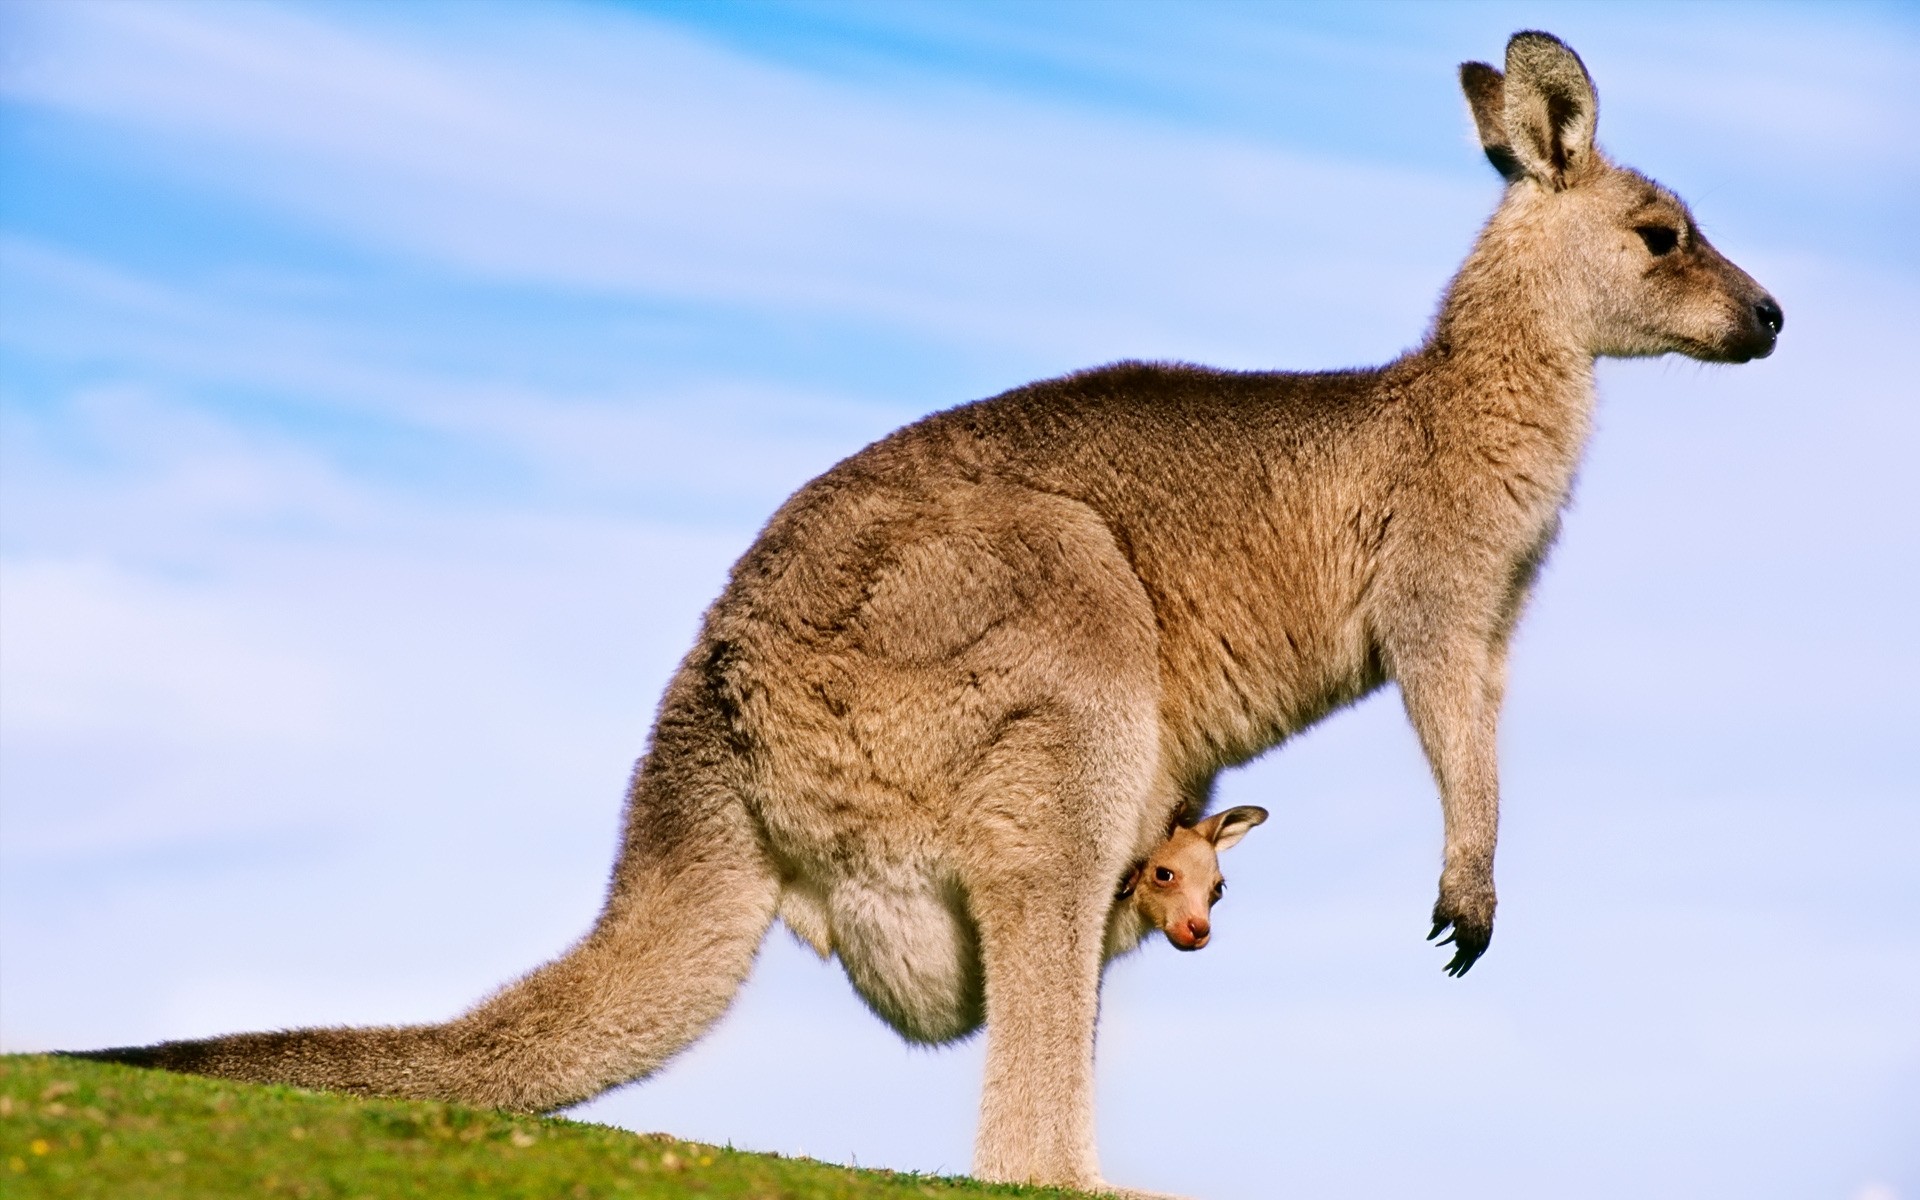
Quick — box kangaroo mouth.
[1674,327,1776,364]
[1725,325,1779,363]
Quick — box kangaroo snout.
[1171,917,1210,951]
[1723,294,1782,362]
[1695,244,1783,363]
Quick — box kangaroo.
[1108,806,1267,956]
[73,31,1780,1193]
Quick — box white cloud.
[0,556,340,743]
[1,0,1482,368]
[0,238,911,519]
[1591,14,1919,180]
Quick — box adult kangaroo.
[77,31,1781,1192]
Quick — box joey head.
[1111,806,1268,955]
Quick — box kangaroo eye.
[1635,225,1679,256]
[1211,882,1225,902]
[1153,866,1175,884]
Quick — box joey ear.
[1500,31,1598,190]
[1460,62,1522,182]
[1199,805,1268,852]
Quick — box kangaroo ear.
[1500,31,1598,190]
[1200,805,1268,852]
[1460,62,1522,182]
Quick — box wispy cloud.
[2,0,1486,369]
[0,236,911,522]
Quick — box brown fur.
[69,32,1780,1194]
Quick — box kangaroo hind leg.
[960,701,1162,1191]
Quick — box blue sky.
[1,3,1915,1198]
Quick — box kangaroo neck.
[1415,241,1599,466]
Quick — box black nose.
[1755,296,1784,336]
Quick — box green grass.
[0,1054,1098,1199]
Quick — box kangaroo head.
[1120,805,1268,952]
[1453,32,1781,363]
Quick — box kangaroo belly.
[780,868,985,1045]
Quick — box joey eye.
[1153,866,1175,884]
[1635,225,1679,257]
[1211,881,1225,902]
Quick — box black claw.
[1439,925,1490,976]
[1431,900,1492,975]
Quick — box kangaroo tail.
[69,669,781,1113]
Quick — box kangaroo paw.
[1428,885,1495,977]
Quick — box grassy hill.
[0,1054,1096,1199]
